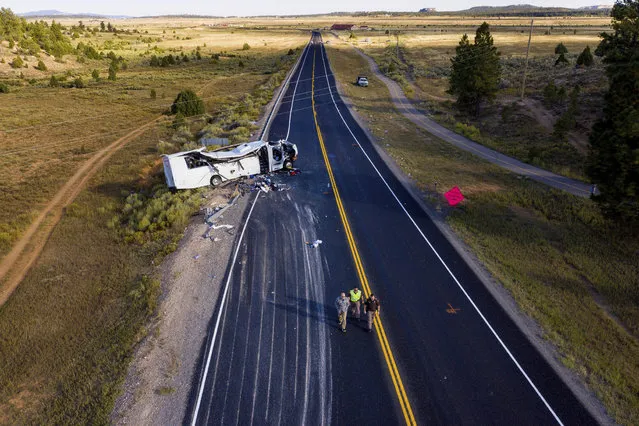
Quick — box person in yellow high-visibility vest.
[349,287,363,321]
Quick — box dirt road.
[0,117,164,306]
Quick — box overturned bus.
[162,139,298,189]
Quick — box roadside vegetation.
[0,11,305,422]
[346,21,609,181]
[325,37,639,425]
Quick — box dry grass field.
[325,38,638,425]
[0,18,307,423]
[345,21,610,180]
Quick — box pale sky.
[3,0,609,16]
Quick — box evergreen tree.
[554,42,568,55]
[108,63,117,81]
[100,21,105,31]
[555,53,570,66]
[448,22,501,114]
[170,89,205,117]
[576,46,594,66]
[49,75,60,87]
[587,0,639,221]
[91,69,100,81]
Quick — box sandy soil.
[111,187,250,425]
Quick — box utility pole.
[395,31,400,58]
[520,19,534,101]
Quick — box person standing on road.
[364,294,381,333]
[335,292,350,333]
[349,287,363,321]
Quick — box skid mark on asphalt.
[202,196,333,425]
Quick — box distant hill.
[18,10,130,19]
[447,4,611,16]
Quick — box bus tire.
[210,175,222,187]
[284,160,293,170]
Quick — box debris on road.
[306,239,323,248]
[210,224,233,230]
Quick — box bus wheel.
[284,160,293,170]
[210,175,222,187]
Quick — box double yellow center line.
[310,46,417,426]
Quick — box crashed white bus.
[162,139,298,189]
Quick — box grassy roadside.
[0,42,304,423]
[347,29,608,181]
[325,40,639,425]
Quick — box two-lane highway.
[189,33,598,425]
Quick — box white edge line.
[260,41,311,141]
[191,37,311,426]
[318,39,565,426]
[191,192,260,425]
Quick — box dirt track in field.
[0,117,165,307]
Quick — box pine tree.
[554,42,568,55]
[448,22,501,114]
[586,0,639,221]
[171,89,205,117]
[576,46,594,67]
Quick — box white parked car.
[356,76,369,87]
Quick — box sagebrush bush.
[454,122,481,140]
[111,186,204,244]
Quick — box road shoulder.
[111,189,250,425]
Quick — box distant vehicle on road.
[356,76,369,87]
[163,140,298,189]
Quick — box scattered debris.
[193,255,200,260]
[306,239,323,248]
[210,224,233,230]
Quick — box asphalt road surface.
[188,33,598,426]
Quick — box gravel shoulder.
[111,188,250,425]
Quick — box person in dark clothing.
[363,294,381,332]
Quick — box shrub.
[91,69,100,81]
[115,187,204,244]
[170,89,205,117]
[108,64,117,81]
[554,42,568,55]
[150,88,156,99]
[287,48,294,55]
[576,46,594,67]
[454,122,481,140]
[242,43,250,50]
[238,60,244,68]
[35,60,47,71]
[10,56,24,68]
[554,53,569,66]
[0,83,8,93]
[73,77,85,88]
[49,75,60,87]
